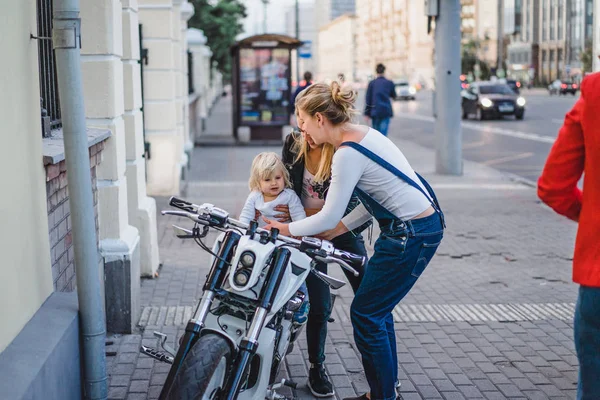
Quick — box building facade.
[0,0,221,396]
[461,0,501,68]
[507,0,540,83]
[355,0,434,87]
[285,2,318,82]
[318,14,357,82]
[313,0,355,78]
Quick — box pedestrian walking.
[538,72,600,400]
[290,71,314,124]
[264,81,445,400]
[364,63,396,136]
[266,130,371,397]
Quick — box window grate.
[36,0,62,137]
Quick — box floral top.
[301,168,326,209]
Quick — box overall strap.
[340,141,444,216]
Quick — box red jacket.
[538,73,600,287]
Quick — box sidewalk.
[106,97,579,400]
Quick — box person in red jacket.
[538,71,600,400]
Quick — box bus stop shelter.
[231,34,302,142]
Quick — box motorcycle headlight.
[516,97,526,107]
[240,251,255,268]
[233,269,251,286]
[480,98,493,108]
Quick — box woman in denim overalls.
[264,82,444,400]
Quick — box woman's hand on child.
[273,204,292,222]
[262,216,291,237]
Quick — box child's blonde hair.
[248,152,292,191]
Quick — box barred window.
[36,0,62,137]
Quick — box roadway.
[380,89,579,184]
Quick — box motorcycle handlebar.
[165,196,366,274]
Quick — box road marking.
[431,183,529,190]
[397,112,557,144]
[463,140,486,149]
[483,152,534,166]
[187,181,248,188]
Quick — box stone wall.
[45,141,104,292]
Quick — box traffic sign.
[298,40,312,59]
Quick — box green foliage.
[189,0,247,81]
[461,38,491,80]
[581,39,594,73]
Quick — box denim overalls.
[341,142,445,400]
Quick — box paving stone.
[432,379,457,392]
[496,383,525,397]
[457,385,484,398]
[128,380,149,393]
[417,384,443,399]
[441,391,467,400]
[107,386,128,400]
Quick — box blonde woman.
[265,82,444,400]
[269,129,372,397]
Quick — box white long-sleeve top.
[239,189,306,227]
[289,128,432,237]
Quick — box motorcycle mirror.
[310,269,346,290]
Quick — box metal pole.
[497,0,504,72]
[295,0,300,86]
[434,0,463,175]
[52,1,108,399]
[262,0,269,34]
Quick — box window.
[550,4,555,40]
[557,2,563,39]
[187,51,194,95]
[36,0,61,137]
[542,2,548,41]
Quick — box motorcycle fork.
[221,247,292,400]
[158,230,241,400]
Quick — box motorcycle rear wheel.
[167,334,231,400]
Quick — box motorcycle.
[140,197,366,400]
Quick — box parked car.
[461,81,526,120]
[548,79,579,95]
[394,80,416,100]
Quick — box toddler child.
[239,152,309,323]
[239,152,306,226]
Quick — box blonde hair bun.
[330,80,356,111]
[295,82,359,126]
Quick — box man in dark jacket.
[290,71,313,114]
[364,63,396,136]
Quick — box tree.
[461,38,491,80]
[581,39,594,73]
[189,0,247,82]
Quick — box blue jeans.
[305,233,367,364]
[574,285,600,399]
[371,117,391,136]
[351,213,443,400]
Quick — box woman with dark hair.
[265,81,444,400]
[271,128,371,398]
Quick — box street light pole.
[261,0,269,34]
[295,0,300,86]
[434,0,463,175]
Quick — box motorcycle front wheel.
[167,334,232,400]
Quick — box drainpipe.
[52,1,108,399]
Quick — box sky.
[239,0,312,38]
